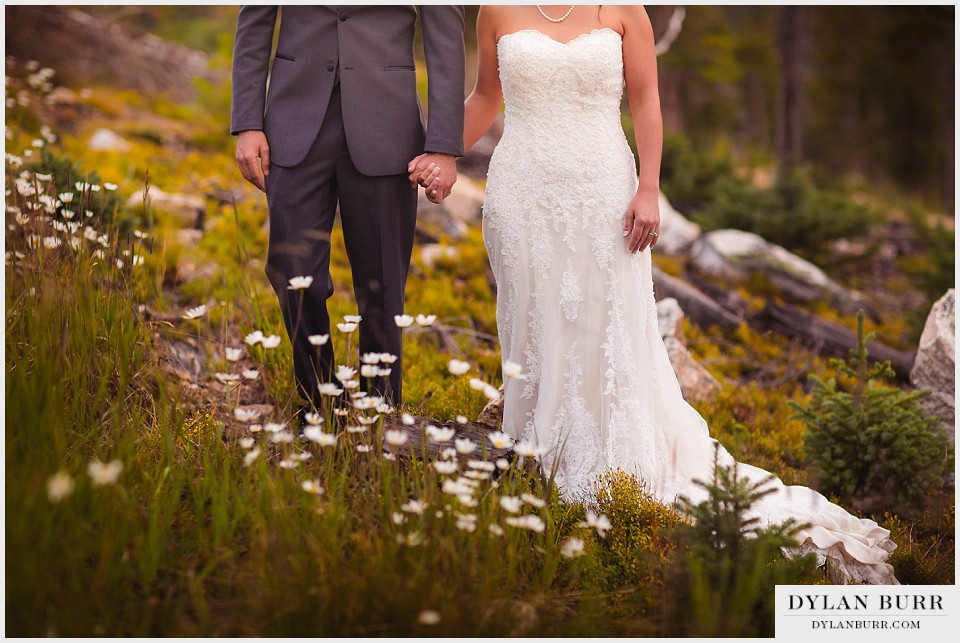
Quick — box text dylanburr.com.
[775,585,958,641]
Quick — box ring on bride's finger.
[648,231,659,237]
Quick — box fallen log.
[652,266,742,331]
[751,301,916,381]
[684,271,750,319]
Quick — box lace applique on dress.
[560,261,581,321]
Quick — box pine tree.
[790,310,953,516]
[671,444,817,637]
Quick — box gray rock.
[88,128,131,152]
[459,117,503,179]
[689,229,859,309]
[414,177,486,240]
[657,192,701,255]
[662,337,722,401]
[443,178,485,226]
[476,385,505,427]
[176,258,219,284]
[655,297,722,401]
[656,297,686,346]
[419,243,459,270]
[128,187,205,228]
[162,337,203,381]
[173,228,203,249]
[416,193,468,239]
[910,289,955,441]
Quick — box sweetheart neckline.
[496,27,622,48]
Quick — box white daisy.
[46,471,75,502]
[454,438,476,454]
[432,460,458,475]
[301,480,324,495]
[260,335,282,349]
[182,304,208,320]
[287,275,313,290]
[426,425,456,442]
[317,382,343,396]
[243,447,261,467]
[304,427,337,447]
[487,431,514,450]
[521,493,546,508]
[503,360,527,380]
[560,537,585,558]
[87,459,123,486]
[505,515,546,533]
[401,499,427,515]
[579,511,613,538]
[234,408,261,422]
[384,429,409,446]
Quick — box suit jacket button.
[326,62,335,72]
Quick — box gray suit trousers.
[264,84,417,406]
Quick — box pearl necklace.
[537,5,576,23]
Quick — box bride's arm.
[619,6,664,253]
[463,6,503,151]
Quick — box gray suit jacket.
[231,5,465,175]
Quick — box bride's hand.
[622,189,660,253]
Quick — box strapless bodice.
[497,27,626,139]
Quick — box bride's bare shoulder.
[605,5,654,40]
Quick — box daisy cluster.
[45,459,125,503]
[5,161,133,270]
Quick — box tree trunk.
[775,6,804,176]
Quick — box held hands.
[236,130,270,193]
[408,153,457,204]
[623,189,661,253]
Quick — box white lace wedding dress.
[481,27,898,584]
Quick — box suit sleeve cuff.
[230,123,264,136]
[423,139,465,158]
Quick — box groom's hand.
[408,153,457,204]
[236,130,270,193]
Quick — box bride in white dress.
[457,5,897,584]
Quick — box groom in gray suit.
[231,6,465,413]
